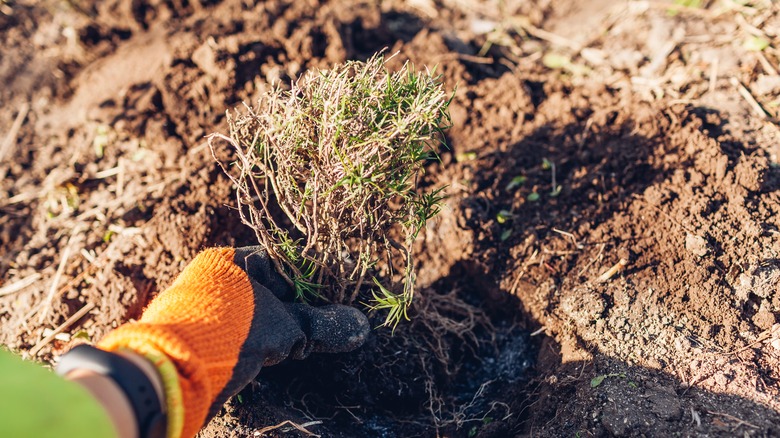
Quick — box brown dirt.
[2,0,780,437]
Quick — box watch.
[56,344,167,438]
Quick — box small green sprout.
[500,229,513,241]
[673,0,702,7]
[542,53,571,70]
[93,125,110,159]
[506,175,527,191]
[456,151,477,161]
[527,192,540,202]
[744,36,770,52]
[103,230,115,243]
[71,330,91,341]
[367,278,410,331]
[543,158,562,198]
[468,417,494,437]
[667,0,702,15]
[590,372,627,388]
[496,210,513,224]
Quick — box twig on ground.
[727,329,773,355]
[553,228,583,249]
[708,58,719,94]
[706,411,759,430]
[28,301,95,357]
[632,1,715,17]
[434,53,495,64]
[0,273,42,298]
[519,22,579,50]
[116,158,125,197]
[93,166,121,179]
[578,243,606,276]
[254,420,322,437]
[80,248,97,265]
[530,326,547,336]
[37,244,74,324]
[731,77,772,119]
[509,249,539,295]
[735,12,766,38]
[596,258,629,283]
[755,50,778,76]
[0,102,29,166]
[76,178,176,220]
[690,407,701,427]
[642,39,677,77]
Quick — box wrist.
[65,370,139,438]
[115,349,167,414]
[57,345,168,438]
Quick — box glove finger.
[285,304,370,358]
[233,245,294,301]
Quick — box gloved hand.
[96,246,370,438]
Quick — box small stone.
[753,306,777,330]
[735,265,780,301]
[753,74,780,96]
[685,233,710,257]
[191,42,218,77]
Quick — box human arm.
[56,246,369,438]
[0,349,117,438]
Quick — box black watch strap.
[56,344,167,438]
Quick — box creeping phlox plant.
[210,53,451,329]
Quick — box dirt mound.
[2,0,779,437]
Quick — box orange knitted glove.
[97,247,369,438]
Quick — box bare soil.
[2,0,780,437]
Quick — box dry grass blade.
[28,301,95,357]
[37,244,74,324]
[0,102,29,163]
[0,273,42,298]
[0,102,29,180]
[254,420,322,437]
[730,77,772,119]
[210,53,451,328]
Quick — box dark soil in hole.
[2,1,780,437]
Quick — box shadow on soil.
[198,109,780,437]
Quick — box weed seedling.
[505,175,526,191]
[590,372,627,388]
[541,158,562,197]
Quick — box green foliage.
[590,372,627,388]
[496,210,512,224]
[668,0,702,15]
[744,36,770,51]
[590,375,606,388]
[505,175,526,191]
[674,0,702,7]
[367,278,410,331]
[215,53,451,328]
